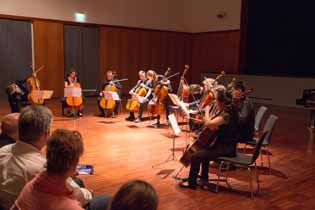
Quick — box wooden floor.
[1,98,315,210]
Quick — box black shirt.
[210,104,240,146]
[234,97,255,141]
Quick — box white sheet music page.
[168,114,181,135]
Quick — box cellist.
[63,70,84,117]
[125,70,155,122]
[179,85,239,189]
[149,75,173,127]
[97,70,122,117]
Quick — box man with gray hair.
[0,105,93,210]
[0,113,20,148]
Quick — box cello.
[65,74,83,109]
[147,68,171,115]
[99,78,128,111]
[27,66,45,105]
[180,106,222,167]
[126,81,149,113]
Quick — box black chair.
[244,114,278,173]
[216,132,268,198]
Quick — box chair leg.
[260,149,264,166]
[254,161,260,193]
[248,167,254,198]
[266,146,271,175]
[216,161,224,193]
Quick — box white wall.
[0,0,242,32]
[204,73,314,108]
[185,0,242,32]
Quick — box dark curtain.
[0,19,32,99]
[241,1,315,77]
[64,25,99,90]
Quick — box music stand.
[103,91,121,101]
[152,114,181,168]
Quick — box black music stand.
[152,114,181,168]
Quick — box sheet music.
[64,88,82,97]
[135,94,147,104]
[168,114,181,135]
[32,90,53,100]
[103,91,121,101]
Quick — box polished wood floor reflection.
[1,98,314,210]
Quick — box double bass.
[27,66,45,105]
[177,65,190,103]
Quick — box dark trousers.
[7,94,28,113]
[188,143,236,186]
[310,110,315,127]
[73,177,112,210]
[138,102,146,118]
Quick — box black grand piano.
[296,89,315,128]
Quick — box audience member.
[12,129,110,210]
[0,113,19,148]
[0,105,92,209]
[109,180,158,210]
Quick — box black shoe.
[125,116,135,121]
[179,181,196,189]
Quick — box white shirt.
[0,141,92,210]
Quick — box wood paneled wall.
[33,20,64,97]
[99,27,192,94]
[191,30,240,83]
[31,19,240,97]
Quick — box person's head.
[46,129,84,177]
[67,69,77,79]
[214,85,232,108]
[19,105,53,150]
[231,81,246,99]
[107,70,114,80]
[139,70,146,81]
[203,78,217,91]
[146,70,156,81]
[109,180,158,210]
[1,113,20,141]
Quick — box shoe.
[134,118,142,123]
[125,116,135,121]
[150,122,160,128]
[111,112,116,118]
[197,175,209,182]
[179,181,196,189]
[78,112,83,117]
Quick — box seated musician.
[230,81,255,142]
[63,70,84,117]
[126,70,154,122]
[180,85,239,189]
[150,75,173,127]
[97,70,122,117]
[6,64,33,112]
[188,78,218,132]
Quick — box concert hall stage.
[0,98,314,210]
